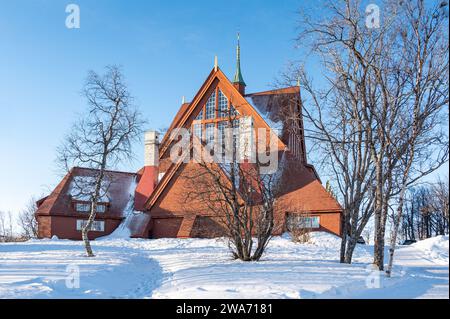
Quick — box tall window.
[195,109,204,121]
[217,121,227,145]
[205,123,215,144]
[232,119,240,152]
[193,123,202,140]
[230,104,239,116]
[218,90,228,118]
[205,91,216,119]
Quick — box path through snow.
[0,233,447,299]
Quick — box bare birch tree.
[401,184,449,241]
[0,211,14,242]
[18,197,39,239]
[290,0,448,268]
[58,65,144,257]
[180,109,284,261]
[286,0,378,264]
[184,159,283,261]
[430,178,449,235]
[375,0,449,274]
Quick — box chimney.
[144,130,160,167]
[135,130,160,211]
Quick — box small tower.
[233,33,246,95]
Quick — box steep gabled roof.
[245,85,301,123]
[161,102,191,147]
[144,135,245,211]
[158,67,286,159]
[35,169,74,216]
[278,164,342,213]
[245,85,309,166]
[145,67,289,211]
[36,167,136,219]
[143,66,341,216]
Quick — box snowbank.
[278,231,341,246]
[411,235,449,265]
[308,232,342,249]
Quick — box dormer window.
[96,204,107,213]
[74,201,108,213]
[75,202,90,213]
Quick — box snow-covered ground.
[0,233,448,299]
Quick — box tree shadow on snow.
[0,242,164,299]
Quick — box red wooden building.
[36,40,342,240]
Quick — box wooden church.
[35,37,342,240]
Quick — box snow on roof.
[36,167,138,218]
[68,176,111,202]
[245,86,301,138]
[246,98,283,137]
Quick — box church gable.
[36,35,344,241]
[150,66,288,211]
[159,67,285,161]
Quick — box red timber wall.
[37,215,122,240]
[149,161,227,239]
[317,212,341,235]
[148,161,342,238]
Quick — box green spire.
[233,33,246,85]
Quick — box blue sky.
[0,0,448,220]
[0,0,307,215]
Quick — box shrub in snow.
[290,230,311,243]
[285,214,313,243]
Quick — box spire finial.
[214,55,218,72]
[233,32,246,86]
[182,96,186,104]
[297,76,300,87]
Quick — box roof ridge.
[245,86,300,97]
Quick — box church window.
[205,91,216,119]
